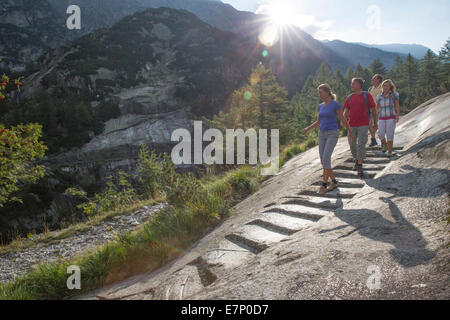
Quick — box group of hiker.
[302,74,400,194]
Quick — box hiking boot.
[356,164,364,178]
[369,138,378,147]
[352,160,358,171]
[328,180,338,192]
[387,151,394,158]
[318,185,327,195]
[382,143,388,153]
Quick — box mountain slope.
[1,0,351,92]
[323,40,407,70]
[354,42,433,59]
[24,7,261,117]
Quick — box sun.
[255,2,297,27]
[268,4,296,26]
[256,3,297,46]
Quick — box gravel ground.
[0,203,167,283]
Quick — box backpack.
[347,91,371,117]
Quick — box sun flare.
[268,4,296,26]
[257,3,297,27]
[256,3,299,46]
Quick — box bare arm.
[302,115,320,135]
[372,108,378,129]
[342,108,349,125]
[338,108,354,141]
[337,108,351,132]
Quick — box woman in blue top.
[302,84,354,194]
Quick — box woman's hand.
[301,128,308,136]
[395,115,399,123]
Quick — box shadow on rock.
[334,197,435,268]
[365,165,449,198]
[399,130,450,156]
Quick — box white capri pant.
[378,119,396,142]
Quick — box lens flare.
[258,24,279,47]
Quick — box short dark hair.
[352,77,365,88]
[373,74,383,82]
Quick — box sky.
[222,0,450,53]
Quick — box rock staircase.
[97,146,405,300]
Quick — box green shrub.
[67,171,136,216]
[136,145,178,199]
[306,138,317,148]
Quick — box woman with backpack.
[376,79,400,157]
[302,84,354,194]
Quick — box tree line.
[206,39,450,145]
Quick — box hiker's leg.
[378,119,386,142]
[387,141,394,153]
[348,127,358,160]
[328,169,336,181]
[386,119,396,153]
[369,116,375,138]
[357,126,369,164]
[318,131,326,169]
[322,130,338,171]
[369,114,377,146]
[378,119,388,151]
[323,169,329,183]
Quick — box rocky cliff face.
[0,7,261,240]
[23,6,262,167]
[24,7,260,115]
[0,0,68,72]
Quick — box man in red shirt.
[343,78,378,178]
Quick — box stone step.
[264,206,325,221]
[224,234,269,254]
[363,153,391,158]
[186,256,218,288]
[311,180,364,188]
[246,219,299,236]
[333,165,385,172]
[202,239,255,268]
[281,198,340,210]
[155,265,201,300]
[258,211,315,230]
[296,190,356,199]
[367,146,403,151]
[238,224,290,244]
[333,171,376,179]
[345,158,390,164]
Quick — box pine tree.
[438,38,450,92]
[369,58,388,77]
[315,62,333,84]
[333,69,348,104]
[205,86,260,131]
[404,54,419,92]
[416,50,442,103]
[204,63,293,144]
[354,63,371,90]
[344,66,354,85]
[250,64,294,144]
